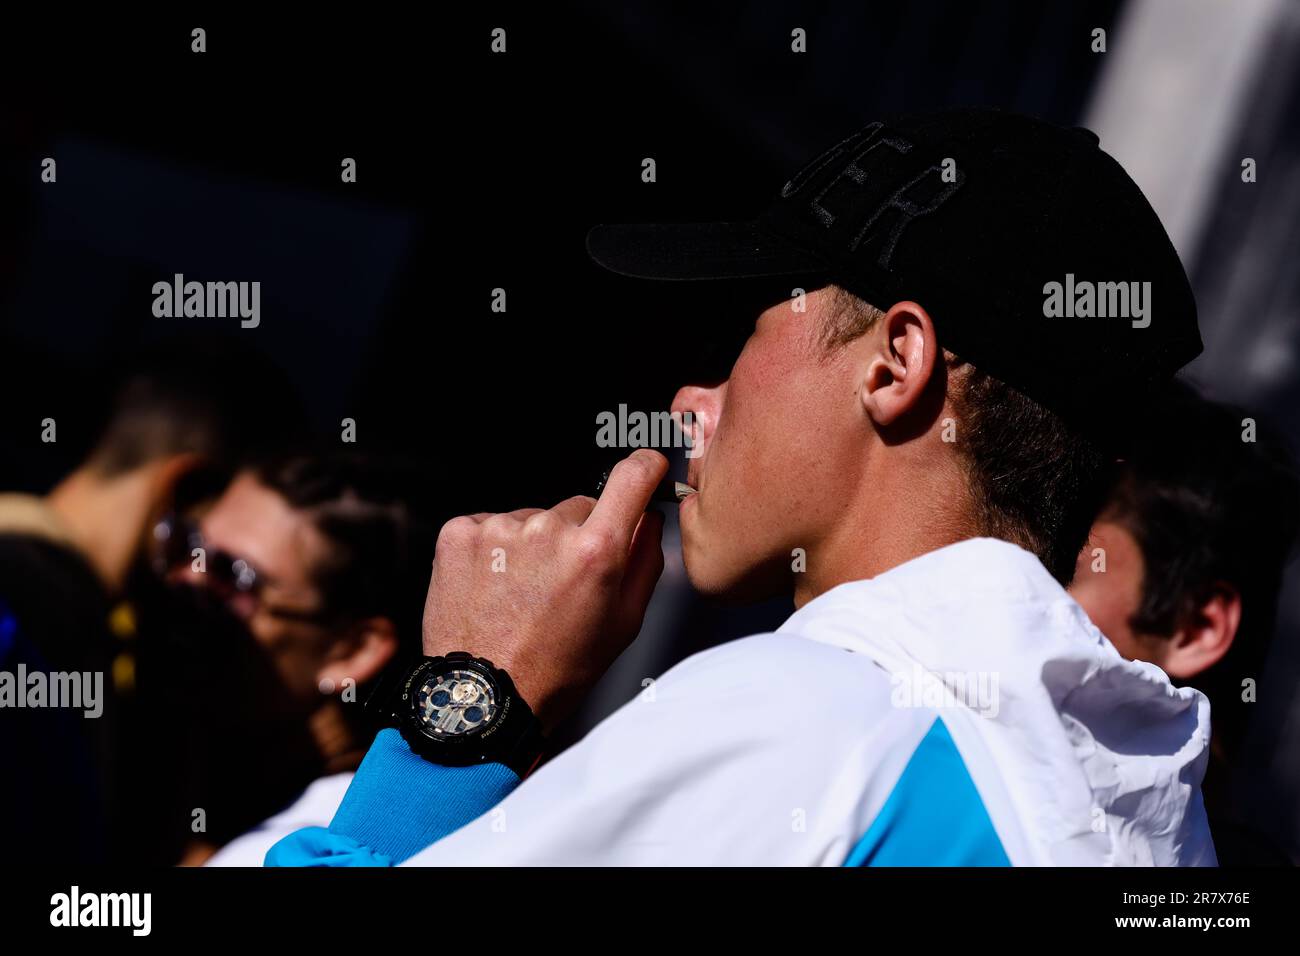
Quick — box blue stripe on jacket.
[844,717,1010,866]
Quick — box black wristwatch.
[367,652,545,777]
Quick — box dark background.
[3,2,1298,856]
[1,4,1119,493]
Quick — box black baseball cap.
[586,108,1201,439]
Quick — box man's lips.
[594,469,696,505]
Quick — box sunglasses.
[152,514,335,625]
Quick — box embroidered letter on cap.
[808,130,913,229]
[780,122,887,199]
[783,122,966,272]
[849,164,965,269]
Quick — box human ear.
[859,300,939,427]
[1160,583,1241,680]
[317,618,399,690]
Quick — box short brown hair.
[822,286,1108,585]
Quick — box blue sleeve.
[265,728,520,866]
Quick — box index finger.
[585,449,669,554]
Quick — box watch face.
[412,666,500,739]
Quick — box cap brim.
[586,221,830,281]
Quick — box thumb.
[617,509,666,632]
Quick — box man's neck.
[45,466,158,595]
[792,455,975,608]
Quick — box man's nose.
[671,382,725,453]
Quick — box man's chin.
[681,548,792,605]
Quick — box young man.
[271,109,1216,866]
[1070,383,1299,864]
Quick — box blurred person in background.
[167,453,436,865]
[0,344,280,863]
[1071,382,1300,865]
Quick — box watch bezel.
[398,655,516,764]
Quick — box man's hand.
[422,449,669,733]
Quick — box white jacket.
[403,537,1216,866]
